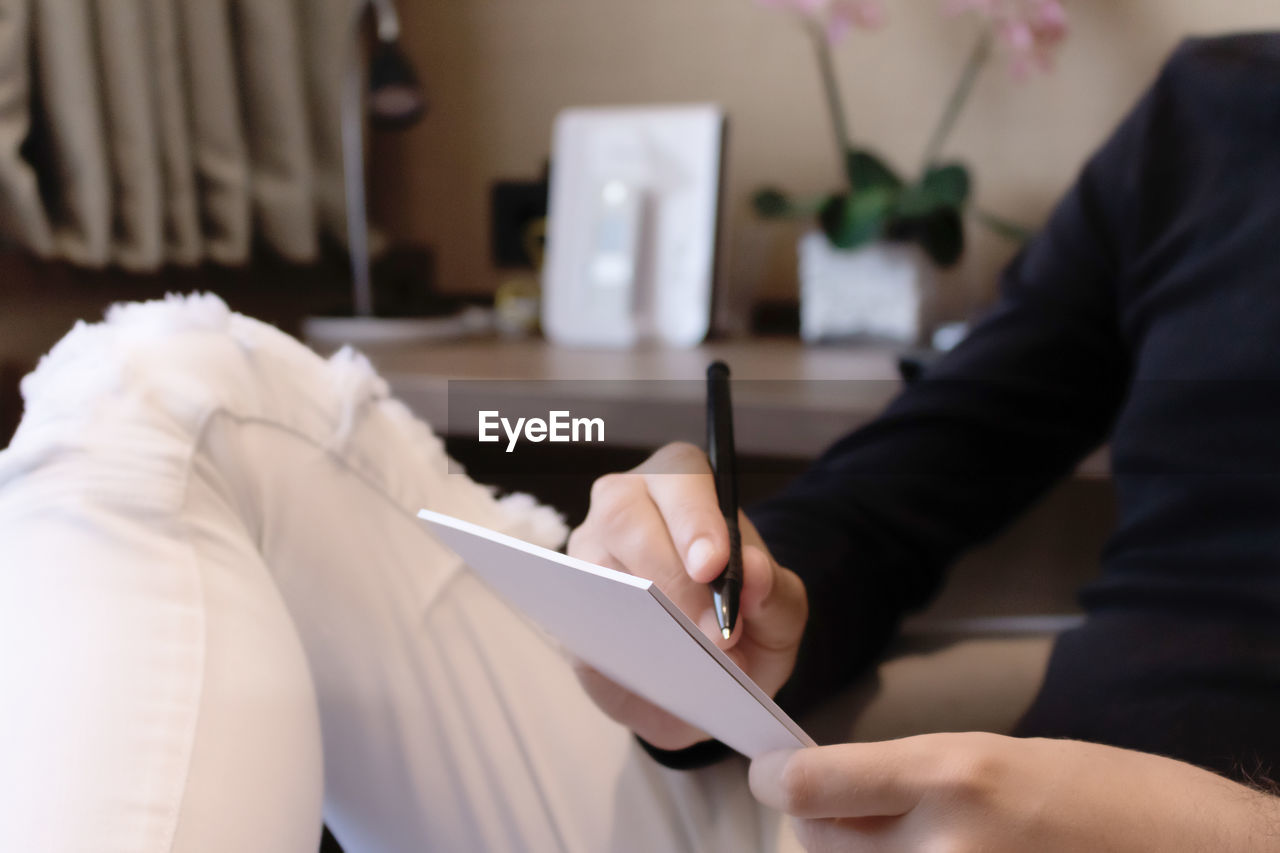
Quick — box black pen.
[706,361,743,640]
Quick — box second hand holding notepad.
[418,509,814,758]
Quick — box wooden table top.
[333,336,1107,476]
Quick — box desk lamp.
[309,0,484,346]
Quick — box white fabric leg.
[0,295,786,853]
[0,442,324,852]
[201,409,782,853]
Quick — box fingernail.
[687,537,715,575]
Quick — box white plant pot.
[798,231,938,345]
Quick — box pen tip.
[721,627,731,640]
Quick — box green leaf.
[892,163,971,220]
[893,186,939,220]
[921,163,970,207]
[819,188,895,250]
[846,149,902,193]
[917,209,965,267]
[752,187,830,220]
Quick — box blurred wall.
[368,0,1279,316]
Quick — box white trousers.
[0,296,793,852]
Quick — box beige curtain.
[0,0,352,271]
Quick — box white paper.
[418,509,814,758]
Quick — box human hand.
[567,441,808,751]
[750,731,1280,852]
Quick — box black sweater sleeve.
[759,143,1134,720]
[640,36,1280,772]
[756,94,1151,719]
[640,53,1160,768]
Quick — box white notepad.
[418,509,815,758]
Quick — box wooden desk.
[359,337,901,459]
[339,336,1113,624]
[356,337,1107,476]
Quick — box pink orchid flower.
[828,0,888,42]
[758,0,887,43]
[944,0,1068,78]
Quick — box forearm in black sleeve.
[758,128,1142,721]
[641,222,1129,764]
[641,75,1155,768]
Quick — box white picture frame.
[541,104,725,348]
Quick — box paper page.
[418,509,814,758]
